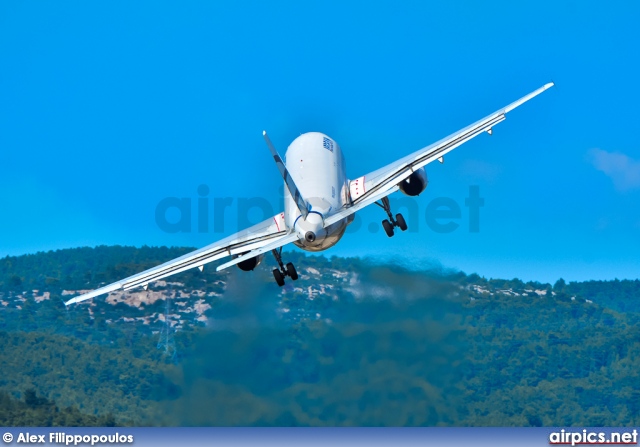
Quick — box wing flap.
[120,230,285,291]
[65,212,288,305]
[324,184,400,228]
[323,83,553,229]
[360,113,506,201]
[360,83,553,199]
[215,232,300,272]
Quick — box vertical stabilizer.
[263,131,309,219]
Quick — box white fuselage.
[284,132,349,252]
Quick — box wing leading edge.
[324,82,554,227]
[64,212,289,305]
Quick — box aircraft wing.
[64,212,289,305]
[324,82,554,227]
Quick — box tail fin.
[263,131,309,219]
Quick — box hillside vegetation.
[1,246,639,426]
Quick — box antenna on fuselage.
[263,130,309,219]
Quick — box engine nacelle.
[398,167,428,196]
[235,253,264,271]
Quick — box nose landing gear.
[376,196,408,237]
[271,247,298,287]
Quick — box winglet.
[263,131,309,219]
[504,82,555,113]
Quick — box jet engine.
[398,167,428,196]
[235,253,264,271]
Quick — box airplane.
[65,82,554,305]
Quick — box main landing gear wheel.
[286,262,298,280]
[395,213,407,231]
[382,219,395,237]
[272,269,285,287]
[375,196,408,236]
[271,248,299,287]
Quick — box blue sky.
[1,1,638,283]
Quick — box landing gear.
[271,248,299,287]
[395,213,407,231]
[376,197,408,237]
[272,269,285,287]
[286,262,298,280]
[382,219,394,237]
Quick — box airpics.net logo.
[154,185,485,235]
[549,429,638,446]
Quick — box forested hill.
[2,245,639,313]
[1,246,639,426]
[0,389,118,427]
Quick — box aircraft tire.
[286,262,298,280]
[396,213,408,231]
[382,219,395,237]
[273,269,285,287]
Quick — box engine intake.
[235,253,264,271]
[398,168,428,196]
